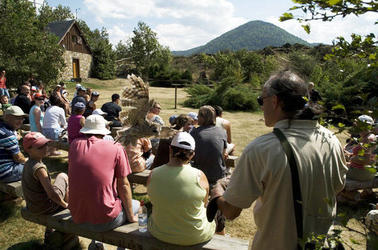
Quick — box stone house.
[46,20,92,81]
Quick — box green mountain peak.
[173,20,311,56]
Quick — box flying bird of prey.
[116,74,175,146]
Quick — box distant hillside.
[173,20,311,56]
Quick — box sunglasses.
[258,94,276,106]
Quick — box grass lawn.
[0,78,373,249]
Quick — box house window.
[72,35,78,43]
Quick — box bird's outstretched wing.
[116,74,162,145]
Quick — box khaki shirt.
[223,119,347,250]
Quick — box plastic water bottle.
[138,201,148,233]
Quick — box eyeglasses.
[155,106,161,110]
[257,96,272,106]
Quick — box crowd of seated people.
[2,73,376,249]
[2,89,236,246]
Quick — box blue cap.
[187,112,198,121]
[74,102,86,109]
[169,115,178,125]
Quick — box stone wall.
[61,50,92,80]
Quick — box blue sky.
[42,0,377,51]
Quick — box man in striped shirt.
[0,106,28,182]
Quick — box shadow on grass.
[367,232,378,250]
[337,202,371,226]
[0,199,18,222]
[336,201,375,249]
[7,240,43,250]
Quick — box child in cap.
[67,102,86,144]
[187,112,198,132]
[83,91,100,117]
[347,115,376,181]
[22,132,69,214]
[340,115,376,202]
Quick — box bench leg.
[44,229,80,250]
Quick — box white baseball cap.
[171,132,195,151]
[80,115,111,135]
[188,112,198,121]
[92,109,107,116]
[75,83,82,89]
[358,115,374,125]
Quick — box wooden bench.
[50,140,70,151]
[0,180,23,198]
[128,170,151,185]
[21,208,249,249]
[344,177,378,191]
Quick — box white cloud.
[84,0,247,50]
[83,0,157,19]
[108,25,133,46]
[155,23,211,51]
[266,12,377,44]
[84,0,376,50]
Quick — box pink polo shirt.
[68,136,131,224]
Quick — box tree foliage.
[77,21,116,80]
[119,22,172,78]
[281,0,377,23]
[38,4,74,28]
[114,21,189,85]
[0,0,65,87]
[90,29,116,80]
[281,0,377,124]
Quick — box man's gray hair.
[264,71,306,97]
[263,70,311,118]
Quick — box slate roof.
[46,20,75,44]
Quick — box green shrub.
[221,84,259,110]
[184,77,259,111]
[149,64,193,87]
[184,84,213,108]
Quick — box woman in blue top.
[29,93,45,132]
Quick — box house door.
[72,59,80,78]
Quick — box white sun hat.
[80,115,111,135]
[92,109,107,116]
[171,132,195,151]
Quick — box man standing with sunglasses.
[211,71,348,249]
[0,106,28,182]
